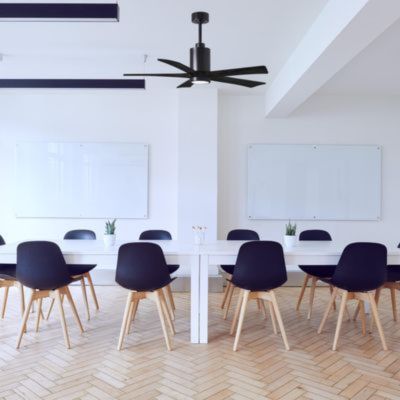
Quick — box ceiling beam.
[265,0,400,117]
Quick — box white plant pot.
[284,235,297,248]
[103,234,116,248]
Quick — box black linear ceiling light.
[0,3,119,22]
[124,11,269,89]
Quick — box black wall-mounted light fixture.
[0,79,145,89]
[0,3,119,22]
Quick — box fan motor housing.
[190,44,210,73]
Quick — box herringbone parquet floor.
[0,285,400,400]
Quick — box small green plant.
[285,220,297,236]
[105,219,116,235]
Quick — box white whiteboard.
[15,142,149,219]
[247,144,381,221]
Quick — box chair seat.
[387,265,400,282]
[220,265,234,275]
[68,264,96,276]
[299,265,336,278]
[168,264,179,274]
[0,263,17,280]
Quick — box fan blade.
[211,66,268,76]
[158,58,194,73]
[123,73,189,78]
[177,79,193,88]
[209,76,265,88]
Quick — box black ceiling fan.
[124,11,268,89]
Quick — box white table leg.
[190,254,200,343]
[199,254,209,343]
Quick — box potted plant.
[284,220,297,248]
[104,219,117,247]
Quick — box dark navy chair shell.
[139,230,172,240]
[328,242,387,292]
[232,241,287,292]
[221,229,260,275]
[386,242,400,282]
[0,235,17,280]
[115,242,173,292]
[64,230,96,240]
[16,241,72,291]
[299,229,335,278]
[64,230,96,276]
[139,230,179,274]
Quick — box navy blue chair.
[115,243,175,351]
[229,241,289,351]
[221,229,260,319]
[296,229,336,319]
[16,241,84,349]
[317,242,388,351]
[139,230,178,317]
[373,242,400,321]
[64,229,98,319]
[0,235,26,319]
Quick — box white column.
[177,88,219,277]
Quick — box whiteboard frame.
[14,141,149,219]
[247,143,382,221]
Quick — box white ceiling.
[0,0,328,92]
[319,18,400,96]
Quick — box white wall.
[218,93,400,248]
[0,89,178,243]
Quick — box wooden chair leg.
[307,277,317,319]
[1,286,9,319]
[230,289,244,335]
[223,283,235,320]
[16,291,34,349]
[35,298,43,333]
[160,289,175,336]
[163,286,175,321]
[221,279,232,309]
[126,299,138,335]
[85,273,99,310]
[390,286,397,321]
[329,285,337,311]
[268,301,278,334]
[155,290,172,351]
[353,303,360,321]
[332,290,348,351]
[117,291,133,350]
[45,299,55,320]
[296,274,309,311]
[369,287,382,332]
[65,287,84,333]
[19,283,25,317]
[359,300,366,336]
[260,300,267,319]
[368,292,388,351]
[165,284,176,311]
[233,290,250,351]
[270,291,290,350]
[318,287,338,334]
[80,277,90,321]
[55,290,70,349]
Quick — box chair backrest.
[139,230,172,240]
[64,229,96,240]
[232,241,287,291]
[227,229,260,241]
[115,242,171,291]
[16,241,71,290]
[0,235,5,246]
[332,242,387,292]
[299,230,332,241]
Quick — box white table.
[1,240,399,344]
